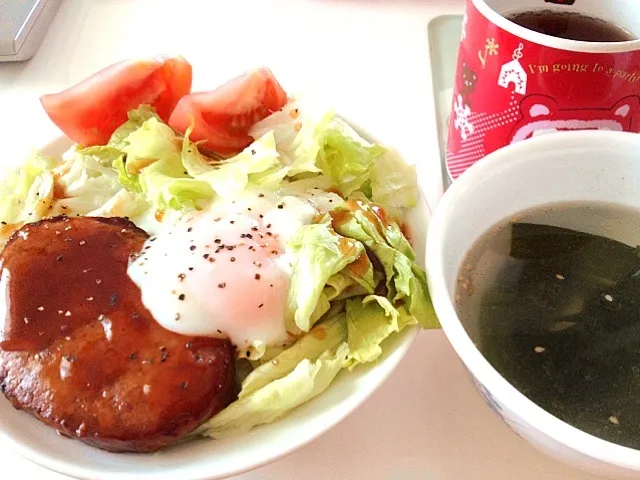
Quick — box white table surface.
[0,1,606,479]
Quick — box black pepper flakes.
[178,273,186,281]
[181,381,189,390]
[129,353,138,360]
[188,267,194,271]
[160,347,168,363]
[56,255,63,262]
[230,257,236,262]
[187,227,193,233]
[258,193,264,198]
[214,239,221,244]
[175,313,181,321]
[277,204,284,209]
[255,273,261,280]
[258,303,264,308]
[203,253,210,259]
[190,245,196,251]
[178,293,186,301]
[218,282,226,288]
[109,294,118,306]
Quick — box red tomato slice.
[40,56,192,146]
[168,67,288,155]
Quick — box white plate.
[0,122,427,480]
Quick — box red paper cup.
[445,0,640,181]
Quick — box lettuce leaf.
[345,295,418,368]
[107,105,161,150]
[198,343,348,439]
[0,152,56,241]
[330,200,439,329]
[196,132,282,198]
[285,223,365,335]
[118,117,215,211]
[316,118,386,197]
[240,314,347,398]
[369,147,418,211]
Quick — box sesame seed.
[534,346,546,353]
[65,311,71,317]
[79,240,86,246]
[37,306,44,311]
[86,296,94,301]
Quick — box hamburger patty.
[0,216,236,453]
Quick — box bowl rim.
[426,130,640,471]
[0,120,424,480]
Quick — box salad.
[0,56,438,447]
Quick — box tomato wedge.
[168,67,288,155]
[40,56,192,146]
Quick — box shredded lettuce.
[285,223,365,335]
[199,343,348,439]
[108,105,161,150]
[345,296,418,369]
[0,97,435,438]
[0,152,56,241]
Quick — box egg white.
[127,188,341,357]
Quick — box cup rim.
[470,0,640,53]
[426,130,640,471]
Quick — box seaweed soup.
[456,201,640,449]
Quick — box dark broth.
[456,201,640,449]
[506,10,635,42]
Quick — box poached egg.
[127,188,340,357]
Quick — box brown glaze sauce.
[0,216,148,352]
[0,216,236,452]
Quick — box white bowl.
[0,130,426,479]
[426,130,640,479]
